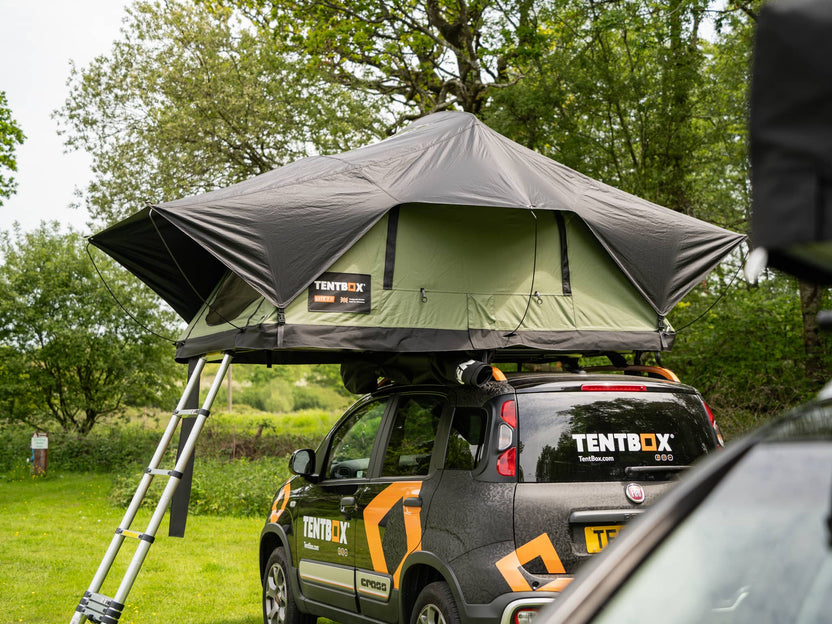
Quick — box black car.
[259,363,723,624]
[537,385,832,624]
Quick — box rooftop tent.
[89,112,745,364]
[178,205,678,362]
[750,0,832,282]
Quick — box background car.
[537,384,832,624]
[259,361,723,624]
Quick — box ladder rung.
[173,407,211,417]
[116,528,155,543]
[77,591,124,623]
[145,468,184,479]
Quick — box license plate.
[584,525,622,553]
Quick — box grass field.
[0,473,264,624]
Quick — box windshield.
[517,390,716,482]
[591,442,832,623]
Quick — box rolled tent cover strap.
[89,112,745,363]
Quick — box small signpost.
[30,432,48,476]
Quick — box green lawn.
[0,473,263,624]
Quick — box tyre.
[410,581,461,624]
[262,547,315,624]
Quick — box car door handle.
[403,496,422,508]
[340,496,356,513]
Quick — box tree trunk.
[798,280,824,381]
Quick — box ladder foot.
[76,592,124,624]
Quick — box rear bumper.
[456,592,558,624]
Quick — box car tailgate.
[512,481,676,575]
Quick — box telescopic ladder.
[69,353,232,624]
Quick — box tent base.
[175,324,675,365]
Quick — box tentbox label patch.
[308,272,371,313]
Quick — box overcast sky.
[0,1,130,235]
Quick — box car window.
[382,394,445,477]
[445,407,486,470]
[517,391,715,483]
[590,443,832,624]
[326,399,388,480]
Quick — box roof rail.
[583,365,680,382]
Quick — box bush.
[0,423,160,473]
[0,425,33,472]
[1,405,339,517]
[198,409,340,459]
[291,384,351,411]
[0,408,341,474]
[109,456,291,517]
[666,276,832,439]
[237,377,295,413]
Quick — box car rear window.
[517,390,716,483]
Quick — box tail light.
[497,447,516,477]
[497,399,517,476]
[581,384,646,392]
[500,399,517,427]
[703,401,725,447]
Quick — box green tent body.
[180,205,675,363]
[90,112,745,365]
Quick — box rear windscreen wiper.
[625,465,689,476]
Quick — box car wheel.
[410,582,461,624]
[263,547,315,624]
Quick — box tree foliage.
[218,0,544,123]
[0,224,181,434]
[56,0,386,227]
[667,275,832,437]
[485,0,718,220]
[0,90,26,205]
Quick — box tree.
[666,274,831,436]
[56,0,386,227]
[484,0,714,218]
[0,90,25,205]
[704,0,828,380]
[0,223,181,434]
[217,0,545,123]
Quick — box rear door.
[353,392,448,620]
[512,386,718,579]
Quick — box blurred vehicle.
[537,385,832,624]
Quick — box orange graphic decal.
[364,481,422,588]
[495,534,571,592]
[269,482,292,523]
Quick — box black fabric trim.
[169,358,200,539]
[383,206,400,290]
[175,325,675,363]
[555,212,572,296]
